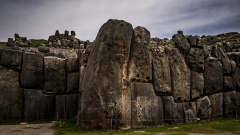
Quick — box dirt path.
[0,122,55,135]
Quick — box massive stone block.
[223,91,236,118]
[0,49,23,71]
[233,67,240,90]
[204,57,223,94]
[131,83,164,128]
[0,66,23,121]
[152,53,171,96]
[172,32,190,56]
[165,46,190,102]
[56,94,78,119]
[78,19,133,130]
[67,57,79,72]
[67,72,79,93]
[43,56,66,94]
[186,48,204,72]
[24,89,56,121]
[182,102,197,123]
[190,71,204,100]
[162,96,184,124]
[223,76,235,91]
[21,52,44,89]
[128,26,152,82]
[209,93,223,119]
[196,96,211,120]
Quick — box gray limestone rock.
[43,56,66,94]
[0,49,23,71]
[203,45,212,58]
[24,89,55,121]
[56,94,78,119]
[152,53,171,96]
[162,96,184,124]
[0,66,23,121]
[38,45,50,53]
[186,48,204,72]
[71,31,76,36]
[183,102,197,123]
[55,30,59,36]
[190,71,204,100]
[67,57,79,72]
[196,96,211,120]
[21,52,44,89]
[78,19,133,130]
[131,83,164,128]
[7,38,14,46]
[209,93,223,119]
[204,57,223,94]
[223,76,235,91]
[172,32,190,56]
[128,26,152,82]
[67,72,79,93]
[223,91,236,118]
[187,35,197,47]
[165,46,190,102]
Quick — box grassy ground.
[30,39,47,47]
[53,118,240,135]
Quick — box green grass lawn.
[30,39,48,47]
[53,118,240,135]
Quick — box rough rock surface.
[21,52,44,89]
[24,89,55,121]
[223,91,236,118]
[165,46,190,102]
[183,102,197,123]
[186,48,204,72]
[128,26,152,82]
[152,53,171,96]
[0,49,23,71]
[209,93,223,119]
[131,83,164,128]
[196,96,211,120]
[78,19,133,130]
[0,66,23,121]
[190,71,204,100]
[67,72,79,93]
[223,76,235,91]
[204,57,223,94]
[172,32,190,56]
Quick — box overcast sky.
[0,0,240,41]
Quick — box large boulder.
[0,49,23,71]
[223,91,236,118]
[131,83,164,128]
[172,32,190,56]
[162,96,184,124]
[24,89,56,121]
[128,26,152,82]
[56,94,78,119]
[190,71,204,100]
[182,102,197,123]
[21,52,44,89]
[67,57,79,72]
[165,46,190,102]
[186,48,204,72]
[0,66,23,121]
[43,56,66,94]
[223,76,235,91]
[209,93,223,119]
[67,72,79,93]
[196,96,211,120]
[152,53,171,96]
[78,19,133,130]
[204,57,223,94]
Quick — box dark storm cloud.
[0,0,240,41]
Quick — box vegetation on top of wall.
[30,39,48,47]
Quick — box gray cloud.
[0,0,240,41]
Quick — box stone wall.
[1,19,240,130]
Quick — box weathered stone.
[223,76,235,91]
[209,93,223,119]
[128,26,152,82]
[78,19,133,130]
[21,52,43,89]
[24,89,55,121]
[0,66,23,121]
[131,83,164,128]
[204,57,223,94]
[230,60,236,74]
[43,56,66,94]
[67,72,79,93]
[190,71,204,100]
[165,46,190,102]
[186,48,204,72]
[203,45,212,58]
[67,57,79,72]
[64,30,69,36]
[196,96,211,120]
[182,102,197,123]
[172,32,190,56]
[152,53,171,95]
[71,31,76,36]
[187,35,197,47]
[7,38,14,46]
[56,94,78,119]
[55,30,59,36]
[72,43,80,49]
[162,96,184,124]
[227,52,240,67]
[223,91,236,118]
[233,67,240,90]
[0,49,23,71]
[38,45,50,53]
[235,92,240,116]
